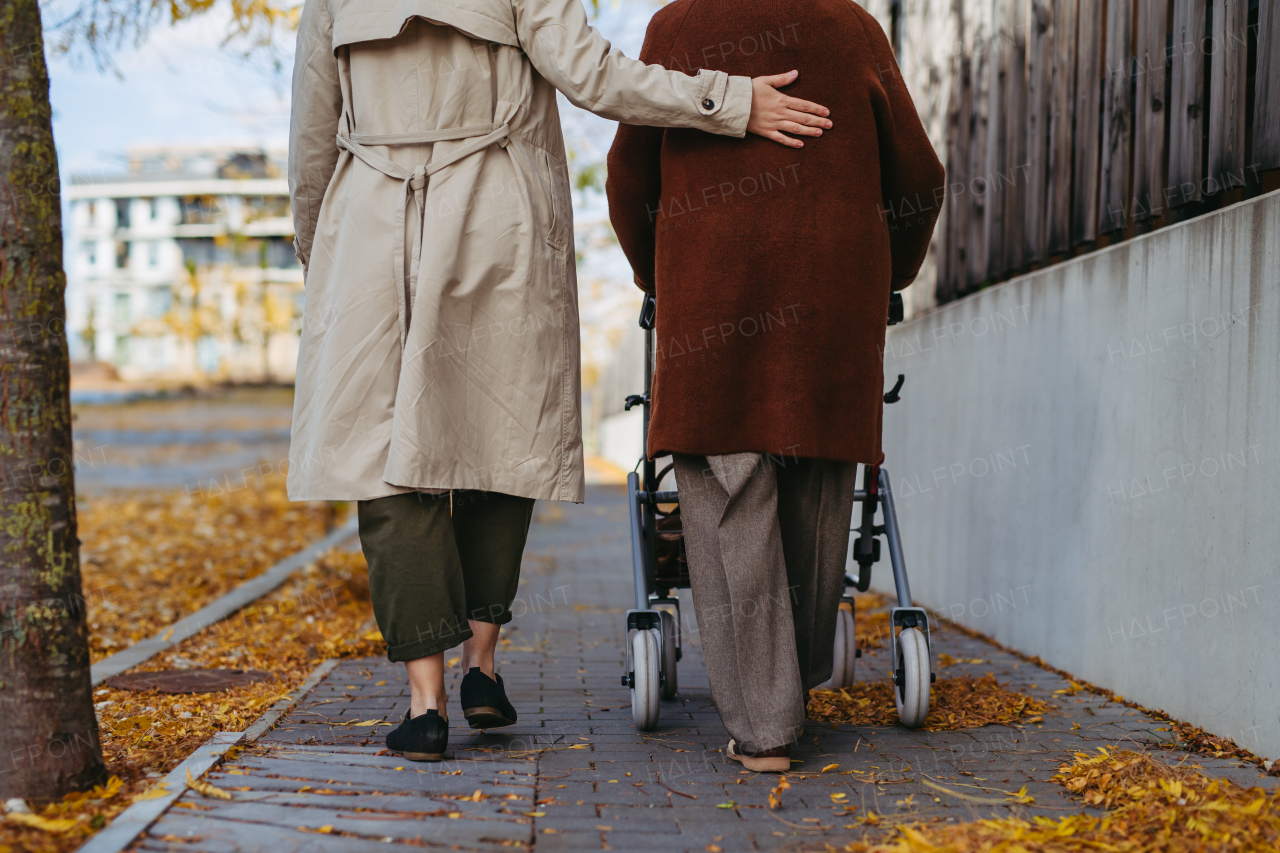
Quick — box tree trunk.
[0,0,107,801]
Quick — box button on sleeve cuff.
[695,69,729,115]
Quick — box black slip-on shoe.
[460,667,518,729]
[385,709,448,761]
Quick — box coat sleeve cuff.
[692,70,751,137]
[293,234,311,269]
[291,198,319,270]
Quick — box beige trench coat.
[287,0,753,503]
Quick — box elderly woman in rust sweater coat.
[606,0,944,771]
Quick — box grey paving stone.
[547,815,682,834]
[134,814,448,852]
[529,830,607,850]
[156,796,530,846]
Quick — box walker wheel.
[894,627,931,728]
[824,605,857,688]
[839,606,857,685]
[660,610,678,700]
[631,628,661,730]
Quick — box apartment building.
[64,145,303,381]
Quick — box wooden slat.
[943,40,971,302]
[1072,0,1103,244]
[1024,0,1055,261]
[985,0,1009,278]
[1167,0,1206,206]
[1003,0,1030,271]
[1206,0,1248,190]
[1256,0,1280,171]
[966,4,992,289]
[1046,0,1077,254]
[1099,0,1134,232]
[1132,0,1168,222]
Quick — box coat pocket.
[543,149,569,253]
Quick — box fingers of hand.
[782,97,832,120]
[765,130,804,148]
[760,70,799,87]
[784,121,823,138]
[785,109,832,130]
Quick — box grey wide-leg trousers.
[673,452,858,753]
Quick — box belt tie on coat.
[336,123,511,343]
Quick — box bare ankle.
[410,700,448,721]
[460,653,495,677]
[403,654,448,722]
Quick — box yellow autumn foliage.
[850,747,1280,852]
[808,673,1049,731]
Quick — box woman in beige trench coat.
[287,0,831,760]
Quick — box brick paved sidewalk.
[134,486,1276,852]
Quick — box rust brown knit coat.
[606,0,944,463]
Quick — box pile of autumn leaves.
[854,747,1280,852]
[77,475,337,659]
[809,673,1048,731]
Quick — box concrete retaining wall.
[879,190,1280,759]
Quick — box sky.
[44,0,659,185]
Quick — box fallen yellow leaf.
[133,784,172,801]
[3,813,79,833]
[186,768,232,800]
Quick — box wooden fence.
[934,0,1280,302]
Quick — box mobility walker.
[620,292,933,730]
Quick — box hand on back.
[747,71,832,148]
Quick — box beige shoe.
[726,738,791,773]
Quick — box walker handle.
[639,294,656,330]
[887,292,904,325]
[884,374,905,404]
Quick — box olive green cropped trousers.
[357,490,535,663]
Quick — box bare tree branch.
[44,0,302,70]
